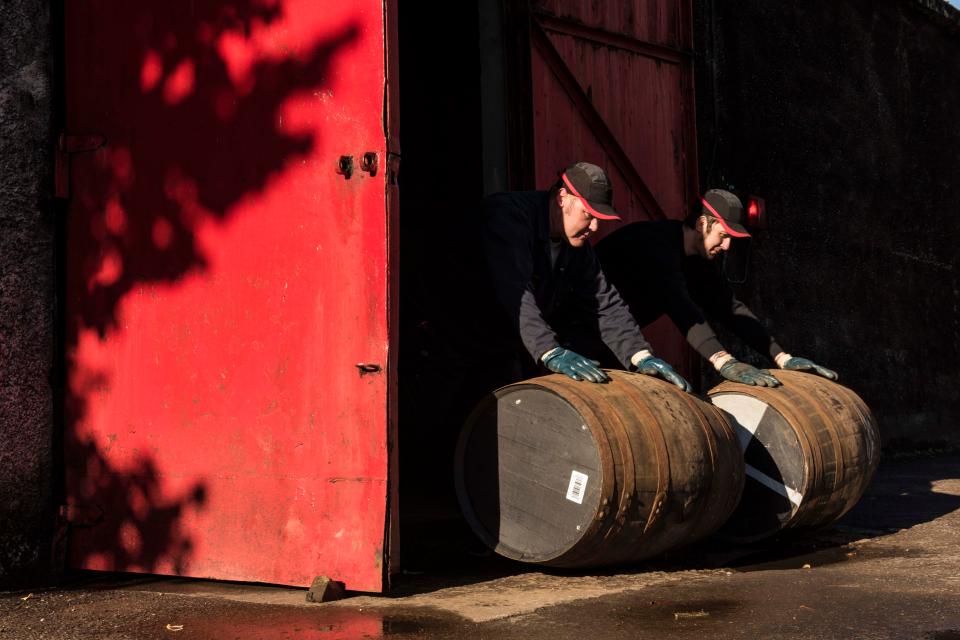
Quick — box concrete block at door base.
[305,576,347,603]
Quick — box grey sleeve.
[695,267,784,360]
[579,250,652,368]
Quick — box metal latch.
[355,363,382,376]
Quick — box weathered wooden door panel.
[528,0,699,377]
[62,0,397,592]
[534,1,683,47]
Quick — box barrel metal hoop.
[830,384,881,507]
[684,396,739,526]
[806,378,880,519]
[614,373,672,536]
[790,376,847,506]
[678,391,719,477]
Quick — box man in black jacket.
[595,188,837,387]
[460,161,690,390]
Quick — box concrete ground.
[2,455,960,640]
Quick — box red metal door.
[527,0,700,377]
[61,0,398,592]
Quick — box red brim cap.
[701,197,750,237]
[562,173,621,220]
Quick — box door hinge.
[55,133,106,199]
[386,152,400,186]
[59,503,104,527]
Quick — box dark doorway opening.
[397,0,502,571]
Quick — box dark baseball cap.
[701,189,750,238]
[560,162,621,220]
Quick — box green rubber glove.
[781,356,838,381]
[636,356,692,393]
[719,359,781,387]
[542,348,610,383]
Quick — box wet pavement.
[3,455,960,639]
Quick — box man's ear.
[556,187,568,207]
[697,215,708,234]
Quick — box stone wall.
[0,0,55,584]
[694,0,960,444]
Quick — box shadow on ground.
[391,454,960,596]
[647,454,960,574]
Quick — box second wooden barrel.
[454,370,744,567]
[709,370,881,542]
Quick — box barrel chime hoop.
[775,385,824,523]
[452,393,501,551]
[535,379,620,559]
[543,378,633,560]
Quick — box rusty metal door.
[526,0,700,376]
[61,0,399,592]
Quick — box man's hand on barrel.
[719,359,781,387]
[775,353,838,381]
[631,351,692,392]
[541,347,610,383]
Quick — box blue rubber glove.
[719,359,781,387]
[542,348,610,383]
[781,356,838,381]
[635,356,692,392]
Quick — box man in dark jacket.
[462,161,690,390]
[595,188,837,387]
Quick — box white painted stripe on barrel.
[712,393,804,508]
[746,464,804,507]
[710,394,769,452]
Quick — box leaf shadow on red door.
[61,0,359,575]
[61,435,208,574]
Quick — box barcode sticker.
[565,470,589,505]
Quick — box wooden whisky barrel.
[709,370,881,542]
[454,370,744,567]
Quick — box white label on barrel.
[566,470,589,504]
